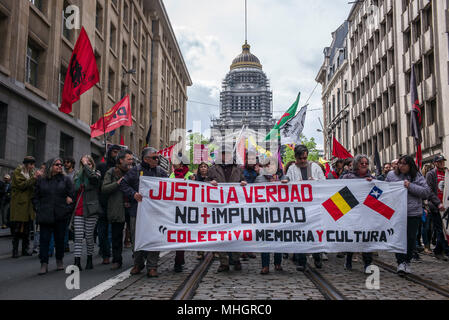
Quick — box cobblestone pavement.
[94,251,449,300]
[377,251,449,291]
[193,255,324,300]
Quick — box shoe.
[147,269,158,278]
[260,267,269,275]
[416,246,424,253]
[424,246,432,254]
[413,252,421,261]
[296,265,306,272]
[102,258,110,265]
[74,257,82,271]
[321,253,328,261]
[344,261,352,271]
[130,265,143,275]
[435,254,448,261]
[248,253,256,259]
[174,264,183,273]
[217,265,230,272]
[397,262,406,276]
[38,263,48,275]
[404,263,412,274]
[85,255,93,270]
[274,264,283,271]
[241,254,249,261]
[314,259,323,269]
[234,262,242,271]
[56,260,64,271]
[336,253,345,259]
[32,249,38,254]
[110,262,122,270]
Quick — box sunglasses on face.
[360,162,369,166]
[54,163,63,167]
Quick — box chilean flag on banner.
[60,27,99,114]
[90,95,132,138]
[363,186,395,220]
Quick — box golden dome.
[230,42,262,70]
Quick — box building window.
[0,103,7,159]
[95,1,103,33]
[0,12,9,68]
[110,23,117,52]
[131,94,136,118]
[58,65,67,105]
[133,19,138,41]
[413,17,421,42]
[59,132,73,159]
[140,104,144,125]
[428,99,437,125]
[62,1,74,42]
[27,117,46,165]
[123,1,129,27]
[425,51,434,79]
[108,68,115,97]
[29,0,43,12]
[26,42,40,88]
[91,102,100,125]
[122,42,128,66]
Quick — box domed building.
[211,42,276,139]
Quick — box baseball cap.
[434,155,447,162]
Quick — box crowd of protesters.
[0,143,448,278]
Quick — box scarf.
[74,166,90,191]
[174,165,190,179]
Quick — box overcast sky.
[164,0,352,149]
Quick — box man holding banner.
[282,145,325,271]
[209,146,247,272]
[120,147,168,278]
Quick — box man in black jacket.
[120,147,167,278]
[97,144,121,264]
[426,155,449,260]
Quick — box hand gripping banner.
[134,178,408,254]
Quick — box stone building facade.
[317,0,449,165]
[211,42,276,141]
[0,0,191,176]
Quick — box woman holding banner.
[193,162,211,261]
[340,154,375,274]
[256,156,284,274]
[386,155,431,276]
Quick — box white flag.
[280,105,308,145]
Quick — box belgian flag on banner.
[322,187,359,221]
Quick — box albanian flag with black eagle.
[59,27,99,114]
[410,64,423,169]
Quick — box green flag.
[265,92,301,141]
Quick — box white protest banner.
[134,178,407,254]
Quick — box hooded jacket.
[32,158,74,225]
[386,170,431,217]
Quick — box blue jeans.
[261,253,282,268]
[97,217,111,258]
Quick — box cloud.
[164,0,351,145]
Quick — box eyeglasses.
[146,156,159,160]
[54,163,63,167]
[360,162,369,166]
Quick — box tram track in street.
[372,257,449,299]
[303,264,347,300]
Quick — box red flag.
[158,145,176,161]
[90,96,132,138]
[120,135,125,146]
[60,27,99,114]
[410,64,423,169]
[332,137,353,159]
[324,162,331,178]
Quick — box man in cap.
[120,147,168,277]
[208,144,247,272]
[426,155,449,260]
[10,156,43,258]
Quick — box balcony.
[422,28,434,54]
[404,48,411,72]
[387,29,394,50]
[425,124,438,148]
[402,7,409,32]
[412,40,421,62]
[388,65,395,86]
[382,73,388,90]
[424,74,436,100]
[380,38,386,57]
[390,104,397,123]
[411,0,419,21]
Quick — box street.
[0,232,133,300]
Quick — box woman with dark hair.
[386,155,431,275]
[193,162,210,260]
[73,155,103,271]
[340,155,375,274]
[33,158,74,275]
